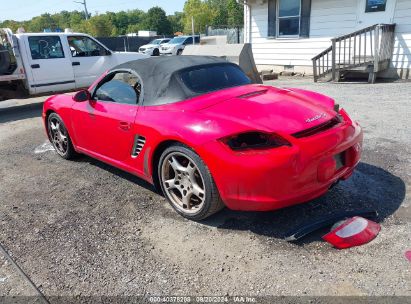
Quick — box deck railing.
[312,24,396,83]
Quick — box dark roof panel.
[111,56,231,106]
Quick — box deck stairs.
[312,24,396,83]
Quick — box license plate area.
[334,152,346,170]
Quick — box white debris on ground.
[34,141,55,154]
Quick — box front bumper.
[139,49,154,56]
[199,110,363,211]
[160,48,176,55]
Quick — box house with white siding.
[241,0,411,80]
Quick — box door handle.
[72,62,80,66]
[31,64,40,69]
[119,121,131,131]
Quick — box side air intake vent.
[132,135,146,157]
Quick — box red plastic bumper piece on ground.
[322,216,381,249]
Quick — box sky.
[0,0,187,21]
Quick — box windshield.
[180,64,251,94]
[149,39,162,45]
[168,37,186,44]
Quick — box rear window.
[180,64,251,93]
[28,36,64,59]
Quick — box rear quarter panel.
[136,107,244,179]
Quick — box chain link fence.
[205,25,244,44]
[96,36,173,52]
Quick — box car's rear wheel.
[158,144,224,220]
[47,113,77,160]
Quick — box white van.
[0,28,147,100]
[159,35,200,56]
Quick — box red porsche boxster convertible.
[43,56,362,220]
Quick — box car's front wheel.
[158,144,224,220]
[152,48,160,56]
[47,113,77,160]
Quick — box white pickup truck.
[0,28,147,100]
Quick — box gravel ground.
[0,78,410,302]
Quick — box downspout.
[238,0,252,43]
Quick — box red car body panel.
[43,83,363,211]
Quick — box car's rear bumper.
[199,110,363,211]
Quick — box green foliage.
[208,0,228,26]
[183,0,215,34]
[0,1,244,36]
[168,12,184,34]
[182,0,244,33]
[141,7,172,35]
[85,14,114,37]
[226,0,243,26]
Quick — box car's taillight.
[322,216,381,249]
[220,131,291,151]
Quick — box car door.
[67,35,114,89]
[25,35,75,94]
[71,70,140,163]
[184,37,193,46]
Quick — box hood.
[112,52,149,64]
[140,44,157,49]
[197,85,337,135]
[162,43,178,48]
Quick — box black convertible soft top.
[111,56,248,106]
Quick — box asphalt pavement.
[0,78,410,301]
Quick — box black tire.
[158,143,224,220]
[0,45,11,75]
[176,49,183,56]
[152,48,160,56]
[47,113,77,160]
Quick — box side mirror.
[73,90,91,102]
[105,49,112,55]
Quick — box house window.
[267,0,311,38]
[278,0,301,37]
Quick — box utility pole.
[191,16,195,45]
[74,0,89,20]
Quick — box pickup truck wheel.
[47,113,77,160]
[0,45,11,75]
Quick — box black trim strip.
[292,115,342,139]
[31,80,75,88]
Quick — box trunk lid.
[198,86,337,134]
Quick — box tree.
[168,12,184,34]
[227,0,243,27]
[85,14,113,37]
[68,11,88,32]
[28,13,56,32]
[208,0,228,26]
[141,7,171,35]
[183,0,215,34]
[111,11,129,35]
[0,20,22,32]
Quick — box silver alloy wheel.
[161,152,206,214]
[48,117,68,155]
